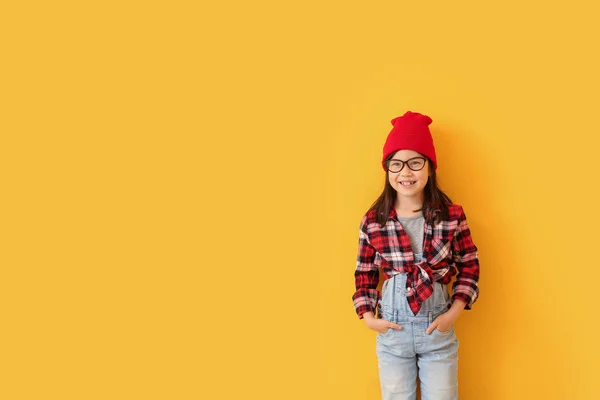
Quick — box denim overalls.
[376,254,459,400]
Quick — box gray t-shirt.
[396,213,425,256]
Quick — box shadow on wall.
[432,123,569,399]
[433,124,502,396]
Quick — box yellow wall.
[2,1,599,399]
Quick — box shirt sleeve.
[352,216,380,319]
[451,206,480,309]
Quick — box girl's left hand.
[426,312,456,335]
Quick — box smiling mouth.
[399,181,416,187]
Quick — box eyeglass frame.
[385,156,428,173]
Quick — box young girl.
[352,111,480,400]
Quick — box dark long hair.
[368,154,452,227]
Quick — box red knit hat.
[381,111,437,170]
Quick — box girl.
[352,111,480,400]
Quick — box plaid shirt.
[352,204,480,318]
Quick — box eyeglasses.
[386,157,427,173]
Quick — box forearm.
[446,298,467,321]
[452,206,480,309]
[353,220,380,319]
[362,311,375,321]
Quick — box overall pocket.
[432,308,454,335]
[435,325,454,335]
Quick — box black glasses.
[386,157,427,173]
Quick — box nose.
[399,168,413,177]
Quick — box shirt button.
[407,287,412,292]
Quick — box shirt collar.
[388,207,440,221]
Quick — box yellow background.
[1,1,599,399]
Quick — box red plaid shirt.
[352,204,480,318]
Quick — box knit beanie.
[381,111,437,170]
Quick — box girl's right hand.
[362,312,403,333]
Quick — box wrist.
[447,299,466,318]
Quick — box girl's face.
[387,149,431,200]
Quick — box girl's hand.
[426,311,456,334]
[426,299,467,334]
[362,312,402,333]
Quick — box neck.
[394,194,424,217]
